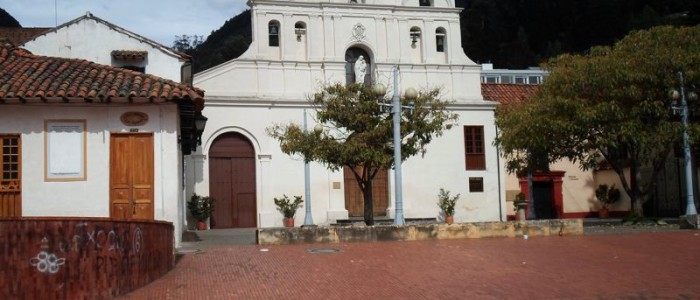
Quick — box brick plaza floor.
[121,231,700,299]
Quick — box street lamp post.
[671,71,698,216]
[303,110,323,226]
[374,66,417,225]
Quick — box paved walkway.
[121,228,700,299]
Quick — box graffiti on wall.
[28,222,144,275]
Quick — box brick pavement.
[121,231,700,299]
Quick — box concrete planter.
[257,219,584,245]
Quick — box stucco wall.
[22,17,184,82]
[191,101,503,227]
[195,1,481,102]
[0,104,184,245]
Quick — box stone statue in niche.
[354,55,367,84]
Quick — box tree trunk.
[363,179,374,225]
[630,163,644,217]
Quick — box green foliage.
[189,10,251,73]
[273,195,303,219]
[268,83,458,225]
[459,0,700,68]
[187,193,214,222]
[595,184,622,209]
[172,35,203,55]
[437,188,460,216]
[495,25,700,216]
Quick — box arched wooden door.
[208,132,257,228]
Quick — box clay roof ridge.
[0,45,204,106]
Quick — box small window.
[464,126,486,170]
[1,135,20,180]
[514,76,526,84]
[436,28,446,52]
[528,75,542,84]
[419,0,432,6]
[269,21,280,47]
[485,76,498,83]
[469,177,484,193]
[501,76,513,84]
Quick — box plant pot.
[599,207,610,219]
[197,220,207,230]
[445,215,454,225]
[284,218,295,228]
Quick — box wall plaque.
[120,112,149,126]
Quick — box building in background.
[192,0,505,228]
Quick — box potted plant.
[274,195,303,227]
[437,188,460,225]
[513,192,528,220]
[595,184,621,218]
[188,193,214,230]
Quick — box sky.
[1,0,249,46]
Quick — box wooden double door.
[208,133,257,228]
[110,133,154,220]
[344,166,388,217]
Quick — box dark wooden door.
[533,181,555,219]
[344,166,388,217]
[209,133,256,228]
[0,135,21,218]
[110,133,154,220]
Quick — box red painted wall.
[0,217,173,299]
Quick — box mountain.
[191,1,700,72]
[191,10,251,73]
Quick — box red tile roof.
[111,50,148,61]
[0,28,51,46]
[481,83,538,104]
[0,45,203,109]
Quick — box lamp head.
[313,124,323,134]
[373,83,387,96]
[404,87,418,101]
[669,89,680,100]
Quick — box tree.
[172,35,203,55]
[268,83,458,225]
[495,25,700,217]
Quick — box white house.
[0,45,204,246]
[192,0,505,228]
[20,12,192,84]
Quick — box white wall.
[23,16,185,83]
[196,1,481,102]
[0,103,184,245]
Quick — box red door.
[208,133,256,228]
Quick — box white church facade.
[192,0,505,228]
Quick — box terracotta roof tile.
[0,45,203,109]
[481,83,538,104]
[111,50,148,61]
[0,28,51,45]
